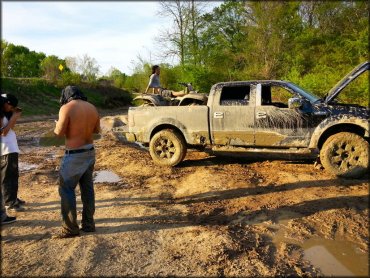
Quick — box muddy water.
[271,212,368,277]
[302,237,367,276]
[19,162,38,172]
[94,170,121,183]
[39,131,101,147]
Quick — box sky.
[2,1,221,76]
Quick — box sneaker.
[52,230,80,239]
[6,204,25,212]
[1,216,17,225]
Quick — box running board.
[211,146,318,159]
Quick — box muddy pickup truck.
[125,61,369,178]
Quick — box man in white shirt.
[1,94,25,212]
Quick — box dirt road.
[1,115,368,277]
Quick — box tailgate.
[128,106,210,144]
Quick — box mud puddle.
[303,238,367,276]
[271,212,368,277]
[94,170,121,183]
[19,162,38,172]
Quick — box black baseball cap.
[1,94,18,107]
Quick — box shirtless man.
[53,86,100,238]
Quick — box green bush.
[1,77,133,116]
[58,72,82,87]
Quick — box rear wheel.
[320,132,369,178]
[149,129,187,166]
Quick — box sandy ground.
[1,114,368,277]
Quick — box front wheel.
[149,129,187,166]
[320,132,369,178]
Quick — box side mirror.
[288,97,303,109]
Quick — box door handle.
[256,112,267,119]
[214,112,224,119]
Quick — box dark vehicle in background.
[125,61,369,178]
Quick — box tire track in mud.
[3,117,368,277]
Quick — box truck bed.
[127,106,210,145]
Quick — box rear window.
[220,86,250,106]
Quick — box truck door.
[210,84,255,146]
[254,83,311,147]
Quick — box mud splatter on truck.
[125,61,369,178]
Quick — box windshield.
[286,82,320,103]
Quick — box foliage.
[0,77,133,116]
[106,67,127,89]
[65,56,79,73]
[0,77,60,115]
[40,55,68,81]
[1,1,368,107]
[149,0,368,106]
[1,40,46,78]
[77,54,100,82]
[58,71,82,87]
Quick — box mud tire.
[149,129,187,166]
[320,132,369,178]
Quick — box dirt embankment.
[1,115,368,277]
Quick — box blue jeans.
[59,147,95,234]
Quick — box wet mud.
[1,115,368,277]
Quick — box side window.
[220,86,250,106]
[261,85,293,108]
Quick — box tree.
[40,55,66,81]
[186,0,208,67]
[242,1,302,79]
[199,1,248,80]
[156,1,207,68]
[127,0,368,105]
[107,67,127,88]
[156,1,191,67]
[77,54,100,82]
[65,56,79,73]
[1,42,45,77]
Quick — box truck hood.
[325,61,369,104]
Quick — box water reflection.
[271,214,368,277]
[94,170,121,183]
[19,162,38,172]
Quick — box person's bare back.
[54,100,100,149]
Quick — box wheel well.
[150,124,185,141]
[179,98,203,106]
[317,124,367,150]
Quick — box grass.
[1,77,133,116]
